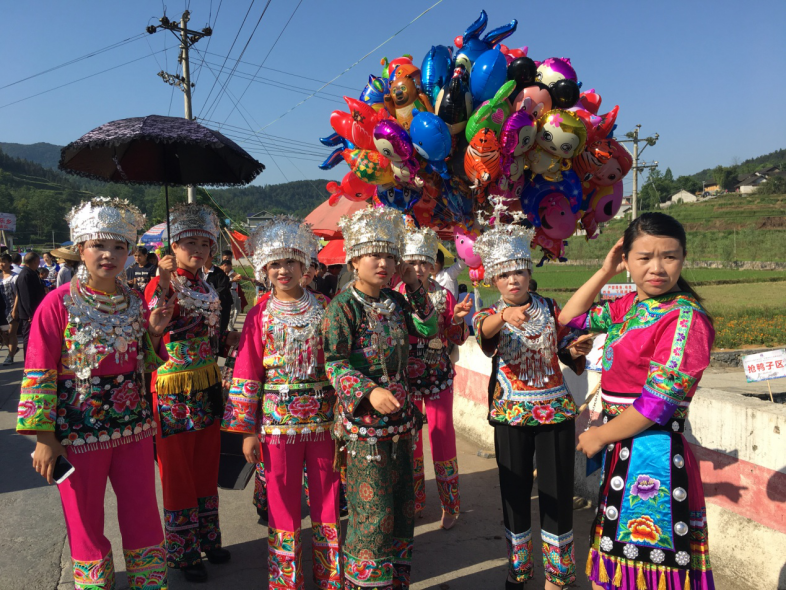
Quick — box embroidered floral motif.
[434,457,460,516]
[158,336,216,377]
[643,361,697,406]
[17,369,58,433]
[541,531,576,586]
[392,537,413,587]
[123,543,168,589]
[312,522,342,588]
[164,506,201,568]
[489,393,577,427]
[156,382,220,437]
[343,553,395,588]
[268,527,302,590]
[506,528,534,582]
[629,475,663,502]
[253,460,268,514]
[198,495,221,552]
[413,455,426,513]
[72,551,116,590]
[623,515,663,545]
[223,378,259,432]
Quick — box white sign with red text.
[0,213,16,232]
[743,349,786,383]
[600,283,636,301]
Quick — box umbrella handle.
[165,185,172,256]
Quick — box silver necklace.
[172,273,221,333]
[498,295,557,387]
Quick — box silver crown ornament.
[338,206,404,263]
[67,197,146,247]
[402,226,439,265]
[246,216,319,280]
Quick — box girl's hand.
[577,426,606,458]
[453,294,473,321]
[148,293,177,336]
[601,237,626,277]
[368,387,401,414]
[242,433,261,464]
[32,433,67,484]
[569,334,595,359]
[397,261,419,288]
[225,331,240,347]
[500,304,530,329]
[157,255,177,284]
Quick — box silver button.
[673,454,685,468]
[610,476,624,491]
[623,543,638,559]
[675,551,690,566]
[673,487,687,502]
[600,536,613,552]
[606,444,615,452]
[619,447,630,460]
[674,521,688,536]
[605,506,619,521]
[650,549,665,564]
[672,421,680,432]
[603,416,609,424]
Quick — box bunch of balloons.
[318,9,632,268]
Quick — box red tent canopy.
[318,239,346,266]
[304,198,368,240]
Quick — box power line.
[192,0,223,90]
[202,0,274,121]
[222,0,303,124]
[0,49,168,111]
[254,0,445,132]
[0,33,147,91]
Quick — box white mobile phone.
[31,452,76,484]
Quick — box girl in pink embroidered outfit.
[18,198,174,590]
[395,227,471,529]
[222,216,341,589]
[560,213,716,590]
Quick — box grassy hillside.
[0,142,62,170]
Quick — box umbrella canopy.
[139,222,169,245]
[59,115,264,186]
[305,199,368,241]
[318,239,346,265]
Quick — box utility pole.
[147,11,212,203]
[617,125,659,220]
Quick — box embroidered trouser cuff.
[72,552,116,590]
[541,529,576,586]
[124,543,168,589]
[506,528,534,582]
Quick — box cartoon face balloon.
[521,170,583,241]
[535,110,587,160]
[453,225,482,267]
[513,83,552,120]
[535,57,577,87]
[590,181,624,223]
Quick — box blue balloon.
[376,185,422,212]
[454,10,518,70]
[470,48,508,106]
[421,45,453,105]
[409,110,452,179]
[520,170,583,228]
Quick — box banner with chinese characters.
[600,283,636,302]
[742,349,786,383]
[0,213,16,232]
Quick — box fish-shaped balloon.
[421,45,453,105]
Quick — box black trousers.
[494,420,576,584]
[18,318,31,360]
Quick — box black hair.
[24,251,40,265]
[0,253,12,263]
[436,249,445,266]
[135,246,148,255]
[222,250,233,258]
[12,253,21,264]
[529,277,538,291]
[622,212,711,321]
[458,283,468,294]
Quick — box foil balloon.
[330,97,388,150]
[549,79,581,109]
[343,148,394,185]
[453,224,482,267]
[454,10,518,72]
[391,63,423,91]
[469,47,509,106]
[573,138,632,190]
[359,75,389,111]
[499,109,536,187]
[318,132,354,170]
[435,66,473,136]
[464,127,501,192]
[381,55,414,79]
[512,82,552,120]
[507,56,538,98]
[526,109,587,182]
[580,181,624,238]
[579,88,602,114]
[421,45,453,104]
[326,173,376,206]
[536,57,577,87]
[384,72,433,132]
[465,80,515,142]
[409,110,452,179]
[372,119,423,188]
[376,185,422,212]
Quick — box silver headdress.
[247,215,319,280]
[67,197,145,246]
[339,207,404,263]
[402,226,439,265]
[474,197,535,278]
[169,204,220,254]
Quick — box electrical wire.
[0,33,147,91]
[254,0,445,132]
[221,0,303,124]
[192,0,223,90]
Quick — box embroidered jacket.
[222,292,335,440]
[566,292,714,425]
[145,269,223,437]
[395,281,468,398]
[17,283,165,452]
[322,284,437,443]
[474,294,581,427]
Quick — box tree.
[757,175,786,195]
[675,175,701,195]
[712,165,735,191]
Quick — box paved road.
[0,358,747,589]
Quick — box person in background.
[41,252,60,282]
[12,252,23,274]
[37,267,52,292]
[204,255,233,337]
[16,251,46,359]
[529,277,538,293]
[219,259,245,329]
[52,247,81,288]
[221,250,233,264]
[433,249,466,300]
[313,262,329,298]
[458,283,481,337]
[147,251,159,272]
[127,246,155,293]
[324,264,340,298]
[0,253,19,365]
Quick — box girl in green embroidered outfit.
[322,207,437,590]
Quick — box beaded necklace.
[265,289,324,391]
[64,277,146,401]
[351,286,403,388]
[498,295,557,387]
[171,272,221,336]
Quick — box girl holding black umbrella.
[144,204,234,583]
[19,197,175,590]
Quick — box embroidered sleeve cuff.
[221,378,261,433]
[635,361,697,425]
[565,312,590,331]
[142,332,167,373]
[16,369,58,434]
[446,319,469,346]
[326,360,378,416]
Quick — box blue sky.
[1,0,785,194]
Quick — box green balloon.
[465,80,516,142]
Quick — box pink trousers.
[58,436,167,589]
[263,435,342,589]
[413,388,461,516]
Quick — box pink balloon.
[453,225,482,268]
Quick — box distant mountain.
[0,142,62,170]
[691,147,786,182]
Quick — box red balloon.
[326,173,376,206]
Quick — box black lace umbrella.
[59,115,264,246]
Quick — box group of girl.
[19,195,716,590]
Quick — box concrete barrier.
[451,338,786,589]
